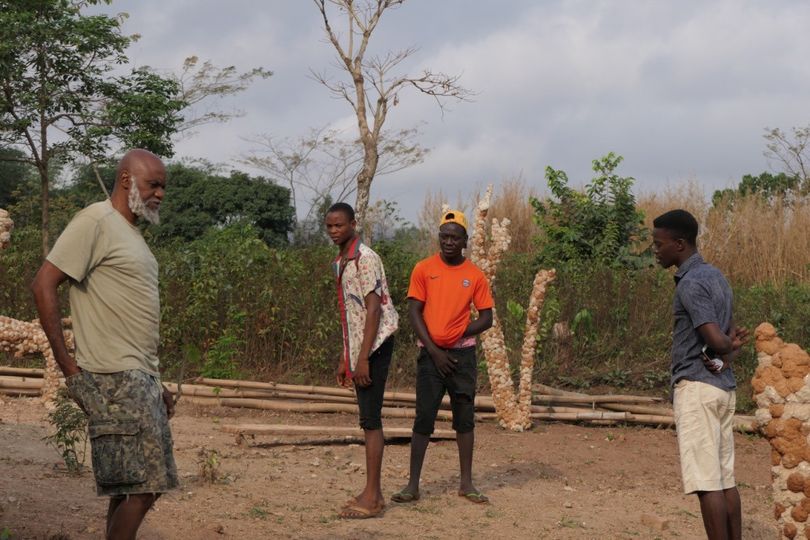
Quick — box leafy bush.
[43,390,88,474]
[531,153,648,268]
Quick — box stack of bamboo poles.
[0,366,756,432]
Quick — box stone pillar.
[0,208,12,249]
[753,322,810,539]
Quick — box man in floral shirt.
[325,202,398,519]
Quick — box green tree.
[0,0,184,257]
[153,163,295,247]
[712,172,800,206]
[531,152,647,268]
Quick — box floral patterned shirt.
[333,238,398,375]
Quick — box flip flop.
[338,502,384,519]
[342,497,386,510]
[458,490,489,504]
[390,489,420,503]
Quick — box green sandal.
[390,489,420,503]
[458,490,489,504]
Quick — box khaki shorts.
[673,379,736,494]
[66,369,179,497]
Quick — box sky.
[100,0,810,222]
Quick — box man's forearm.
[462,309,493,338]
[33,287,78,376]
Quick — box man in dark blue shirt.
[653,209,748,540]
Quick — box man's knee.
[125,493,159,512]
[450,391,475,433]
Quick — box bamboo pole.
[532,383,583,396]
[0,378,45,390]
[0,388,41,396]
[220,424,456,440]
[164,382,359,403]
[600,403,674,416]
[194,378,357,398]
[179,395,461,421]
[175,382,611,414]
[0,367,44,378]
[532,394,663,405]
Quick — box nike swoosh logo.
[429,275,439,279]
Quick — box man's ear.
[119,170,132,190]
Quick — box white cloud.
[95,0,810,221]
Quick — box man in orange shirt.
[392,210,493,505]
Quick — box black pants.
[355,336,394,430]
[413,346,477,435]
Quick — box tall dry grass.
[417,179,539,256]
[479,178,539,253]
[639,179,810,285]
[416,189,469,256]
[418,177,810,286]
[703,195,810,285]
[637,179,709,251]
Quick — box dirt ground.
[0,396,776,540]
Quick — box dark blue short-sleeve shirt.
[671,253,736,391]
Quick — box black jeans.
[355,336,394,430]
[413,346,477,435]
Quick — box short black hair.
[326,202,355,221]
[653,209,698,245]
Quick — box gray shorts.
[66,369,179,497]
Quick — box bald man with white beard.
[32,149,178,540]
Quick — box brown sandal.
[338,502,385,519]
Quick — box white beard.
[128,177,160,225]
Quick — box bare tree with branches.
[312,0,471,226]
[241,126,426,221]
[172,56,273,135]
[764,125,810,189]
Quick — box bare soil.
[0,396,775,539]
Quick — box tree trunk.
[40,168,49,258]
[354,145,378,230]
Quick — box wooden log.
[179,396,464,421]
[0,366,44,378]
[528,411,631,421]
[220,424,456,440]
[532,383,584,396]
[532,394,662,405]
[194,378,500,409]
[165,383,360,403]
[600,403,674,416]
[624,413,674,424]
[0,388,42,397]
[532,384,663,404]
[194,378,357,398]
[732,415,756,433]
[180,383,604,415]
[193,378,642,413]
[0,378,44,390]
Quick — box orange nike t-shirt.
[407,254,494,348]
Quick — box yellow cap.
[440,209,467,232]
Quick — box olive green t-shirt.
[47,200,160,375]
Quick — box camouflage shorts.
[65,369,179,497]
